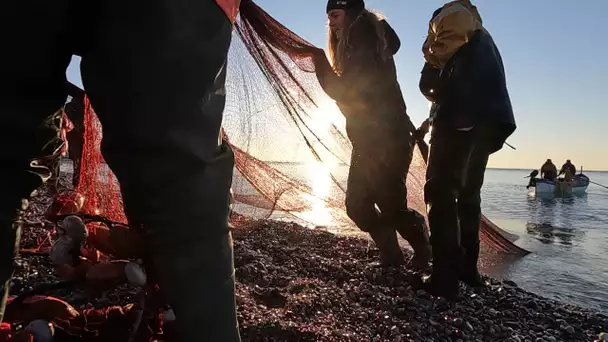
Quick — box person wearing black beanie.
[307,1,432,269]
[326,0,365,14]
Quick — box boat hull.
[532,174,590,196]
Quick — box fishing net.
[71,0,527,255]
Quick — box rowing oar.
[590,180,608,190]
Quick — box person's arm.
[419,62,441,102]
[312,20,390,105]
[423,4,479,68]
[312,47,378,107]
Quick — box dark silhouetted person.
[305,0,432,269]
[306,0,431,268]
[559,159,576,177]
[541,159,558,180]
[419,0,516,299]
[0,1,241,340]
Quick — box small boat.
[526,171,590,196]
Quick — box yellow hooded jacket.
[422,0,483,69]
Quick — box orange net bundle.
[73,0,528,255]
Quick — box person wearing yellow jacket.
[418,0,516,300]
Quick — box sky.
[66,0,608,171]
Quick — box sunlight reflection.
[306,96,346,140]
[299,161,334,227]
[425,101,433,144]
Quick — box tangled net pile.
[6,1,530,341]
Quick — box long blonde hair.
[327,9,389,75]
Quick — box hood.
[444,0,482,24]
[381,20,401,55]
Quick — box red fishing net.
[71,0,527,255]
[74,97,126,224]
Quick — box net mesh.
[74,97,126,223]
[73,0,527,254]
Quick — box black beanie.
[326,0,365,13]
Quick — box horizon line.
[487,167,607,172]
[262,161,607,172]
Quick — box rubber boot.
[425,197,461,300]
[460,269,484,288]
[459,200,484,288]
[368,228,405,267]
[395,210,432,270]
[459,228,484,288]
[423,247,462,301]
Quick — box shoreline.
[13,189,608,341]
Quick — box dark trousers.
[67,133,83,187]
[65,100,84,187]
[0,1,240,341]
[424,127,490,280]
[346,137,413,232]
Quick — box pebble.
[472,300,483,309]
[453,318,464,327]
[10,184,608,342]
[416,289,427,297]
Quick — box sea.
[479,169,608,312]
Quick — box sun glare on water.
[299,159,336,228]
[296,96,345,227]
[306,96,346,140]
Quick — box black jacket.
[420,30,516,153]
[317,19,415,149]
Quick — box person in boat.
[419,0,516,299]
[526,170,539,189]
[563,168,574,182]
[305,0,432,268]
[559,159,577,177]
[541,159,558,180]
[1,1,241,340]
